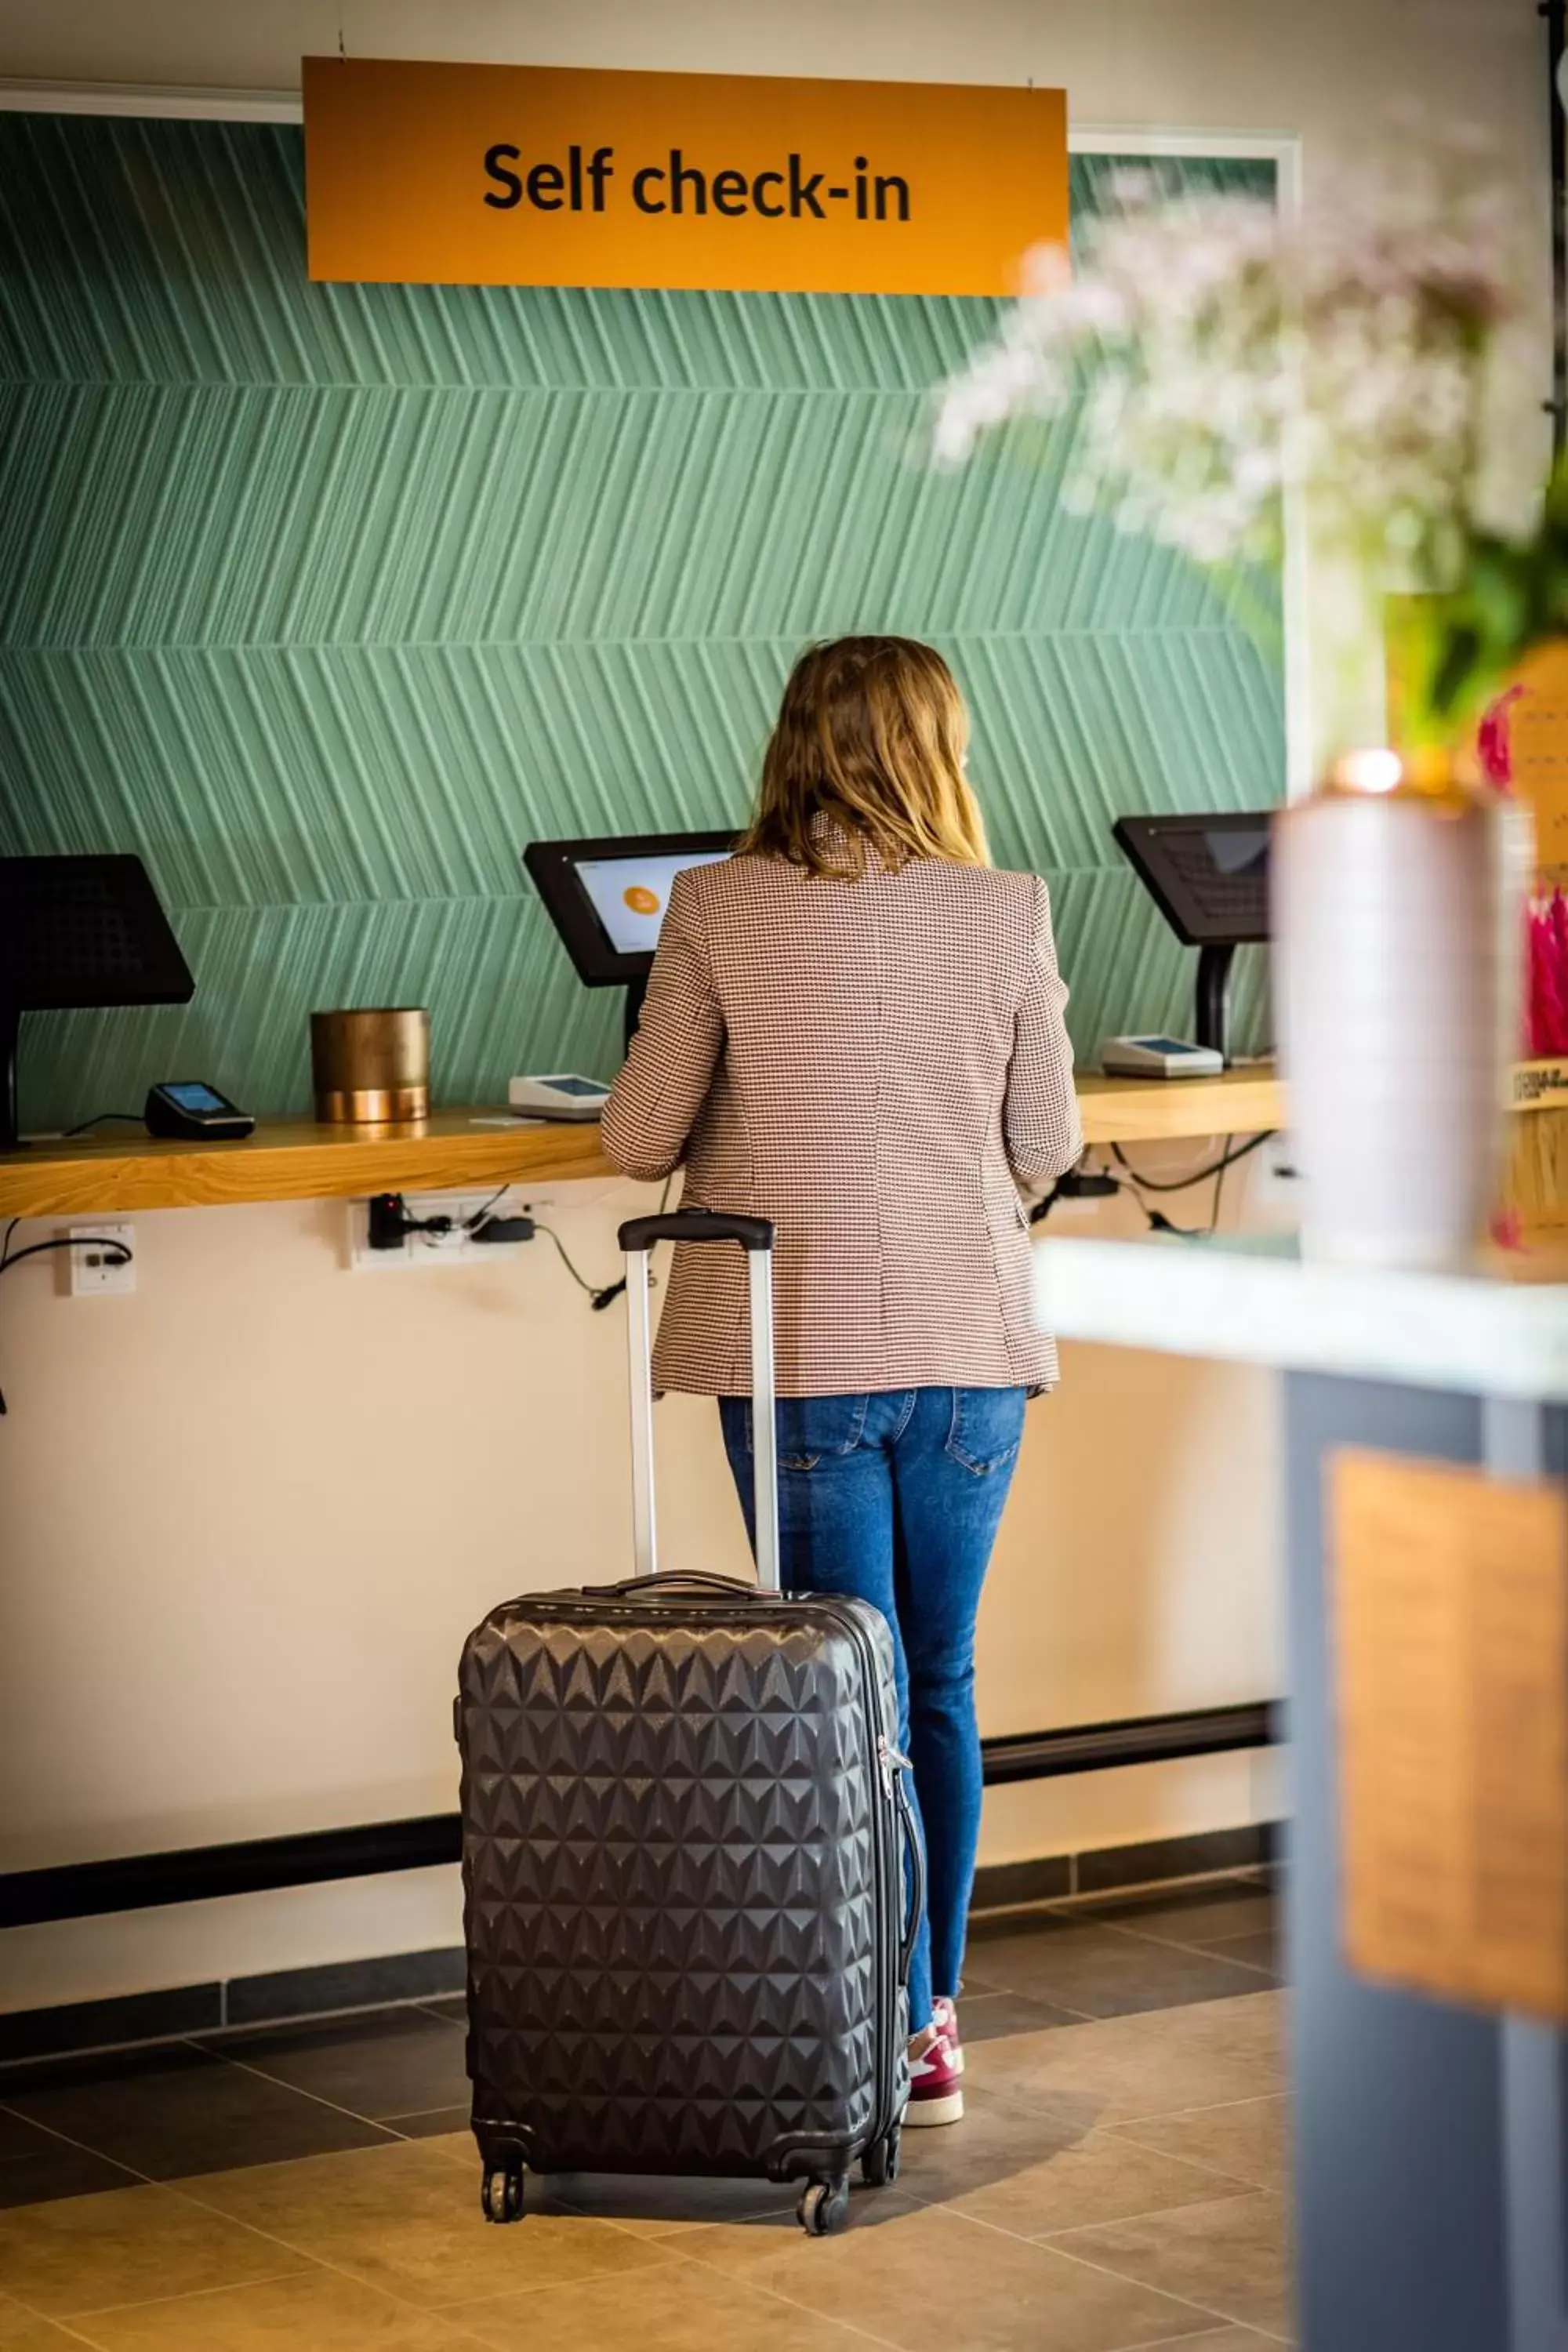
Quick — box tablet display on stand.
[1111,813,1272,1065]
[523,831,738,1053]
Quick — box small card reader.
[507,1073,611,1123]
[1101,1036,1225,1080]
[144,1080,255,1138]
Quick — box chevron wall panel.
[0,114,1281,1129]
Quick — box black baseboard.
[0,1813,462,1930]
[225,1944,466,2029]
[0,1945,467,2066]
[972,1819,1281,1911]
[967,1854,1074,1910]
[981,1703,1278,1784]
[0,1983,222,2066]
[0,1824,1283,2067]
[0,1704,1283,1930]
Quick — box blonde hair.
[739,636,990,878]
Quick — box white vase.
[1273,759,1528,1272]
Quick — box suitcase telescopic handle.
[618,1210,774,1254]
[615,1210,780,1595]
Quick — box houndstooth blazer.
[601,841,1083,1398]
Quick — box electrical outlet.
[347,1189,543,1272]
[67,1222,136,1296]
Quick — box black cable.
[533,1222,644,1312]
[464,1183,511,1229]
[1143,1206,1207,1240]
[0,1229,135,1418]
[1110,1131,1273,1193]
[529,1174,674,1312]
[1076,1172,1205,1242]
[397,1207,459,1236]
[454,1183,513,1236]
[535,1222,605,1296]
[0,1216,13,1412]
[0,1236,132,1276]
[63,1112,143,1137]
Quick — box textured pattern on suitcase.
[459,1591,898,2177]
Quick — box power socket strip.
[347,1189,554,1272]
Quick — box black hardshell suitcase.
[456,1209,919,2237]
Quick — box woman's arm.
[599,872,724,1184]
[1004,877,1083,1185]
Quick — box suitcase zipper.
[877,1733,913,1792]
[806,1596,906,2150]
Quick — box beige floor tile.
[451,2253,891,2349]
[0,2183,299,2319]
[183,2141,676,2310]
[1108,2099,1291,2197]
[0,2295,93,2348]
[898,2092,1261,2239]
[681,2196,1216,2352]
[1050,2189,1294,2339]
[967,2013,1285,2130]
[68,2267,503,2350]
[1130,1994,1288,2077]
[1129,2335,1282,2350]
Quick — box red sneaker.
[906,2024,964,2127]
[932,1995,964,2075]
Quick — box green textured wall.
[0,119,1280,1128]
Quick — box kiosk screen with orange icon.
[576,850,732,956]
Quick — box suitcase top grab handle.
[619,1209,780,1593]
[618,1210,774,1254]
[582,1570,776,1600]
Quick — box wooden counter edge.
[1077,1070,1285,1146]
[2,1076,1287,1218]
[5,1063,1554,1218]
[0,1119,613,1217]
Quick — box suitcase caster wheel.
[481,2164,524,2223]
[797,2176,850,2236]
[861,2125,901,2187]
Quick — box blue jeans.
[717,1385,1027,2038]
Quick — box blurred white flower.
[933,140,1530,630]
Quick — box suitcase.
[456,1208,920,2238]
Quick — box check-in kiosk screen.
[522,831,739,987]
[575,850,732,957]
[1112,814,1272,946]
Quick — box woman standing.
[601,637,1081,2126]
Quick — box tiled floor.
[0,1871,1291,2349]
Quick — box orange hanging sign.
[302,57,1068,296]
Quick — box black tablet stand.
[0,855,194,1149]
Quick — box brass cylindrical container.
[310,1007,430,1123]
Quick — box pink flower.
[1477,684,1525,789]
[1527,890,1568,1056]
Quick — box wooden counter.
[1076,1065,1283,1146]
[0,1112,612,1218]
[3,1061,1558,1223]
[0,1072,1287,1219]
